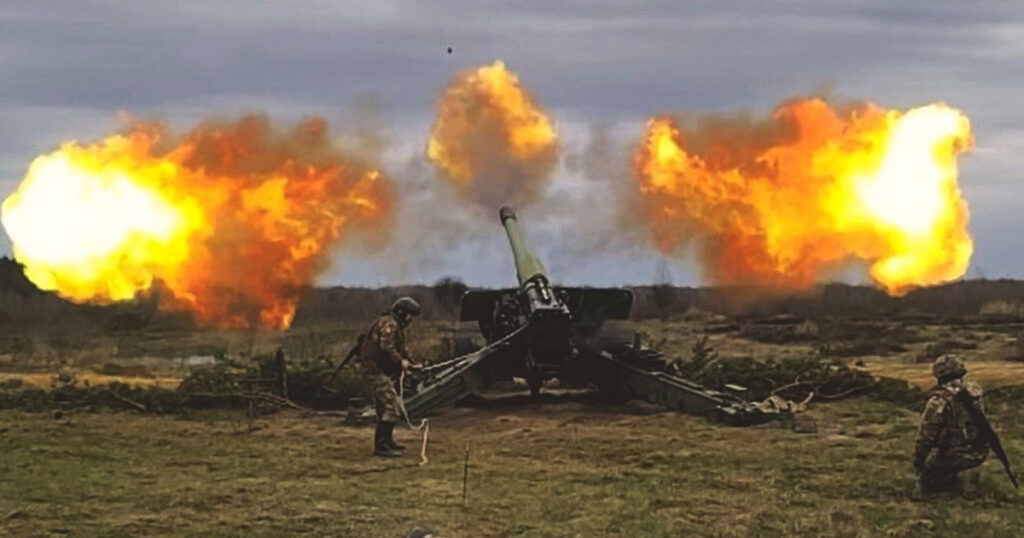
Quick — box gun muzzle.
[499,205,517,224]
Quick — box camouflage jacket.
[358,313,412,379]
[913,379,985,471]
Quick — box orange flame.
[0,115,393,329]
[427,61,558,209]
[634,99,973,295]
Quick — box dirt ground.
[1,392,1021,537]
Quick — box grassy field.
[0,320,475,384]
[3,315,1020,389]
[1,314,1022,536]
[0,392,1021,537]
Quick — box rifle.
[325,334,366,384]
[956,389,1019,489]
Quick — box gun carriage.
[403,206,766,425]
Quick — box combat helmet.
[932,354,967,383]
[391,297,422,320]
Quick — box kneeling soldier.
[913,354,989,499]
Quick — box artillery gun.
[404,206,766,425]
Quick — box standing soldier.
[912,354,990,499]
[358,297,422,458]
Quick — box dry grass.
[0,372,181,390]
[1,316,1023,536]
[863,360,1024,390]
[0,320,466,385]
[0,394,1021,537]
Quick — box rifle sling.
[955,389,1018,488]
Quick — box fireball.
[427,60,558,209]
[1,116,393,329]
[634,99,973,295]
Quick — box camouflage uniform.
[358,313,412,423]
[913,357,989,495]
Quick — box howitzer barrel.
[497,205,570,361]
[499,205,547,287]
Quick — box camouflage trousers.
[920,448,988,491]
[363,371,402,423]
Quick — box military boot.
[384,422,406,451]
[913,472,960,501]
[373,422,402,458]
[962,468,981,491]
[948,474,965,496]
[912,473,944,501]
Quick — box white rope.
[396,325,528,467]
[396,369,430,466]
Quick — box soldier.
[358,297,422,458]
[912,354,989,499]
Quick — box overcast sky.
[1,1,1021,288]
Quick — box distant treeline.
[300,280,1024,322]
[3,256,1024,332]
[633,281,1024,320]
